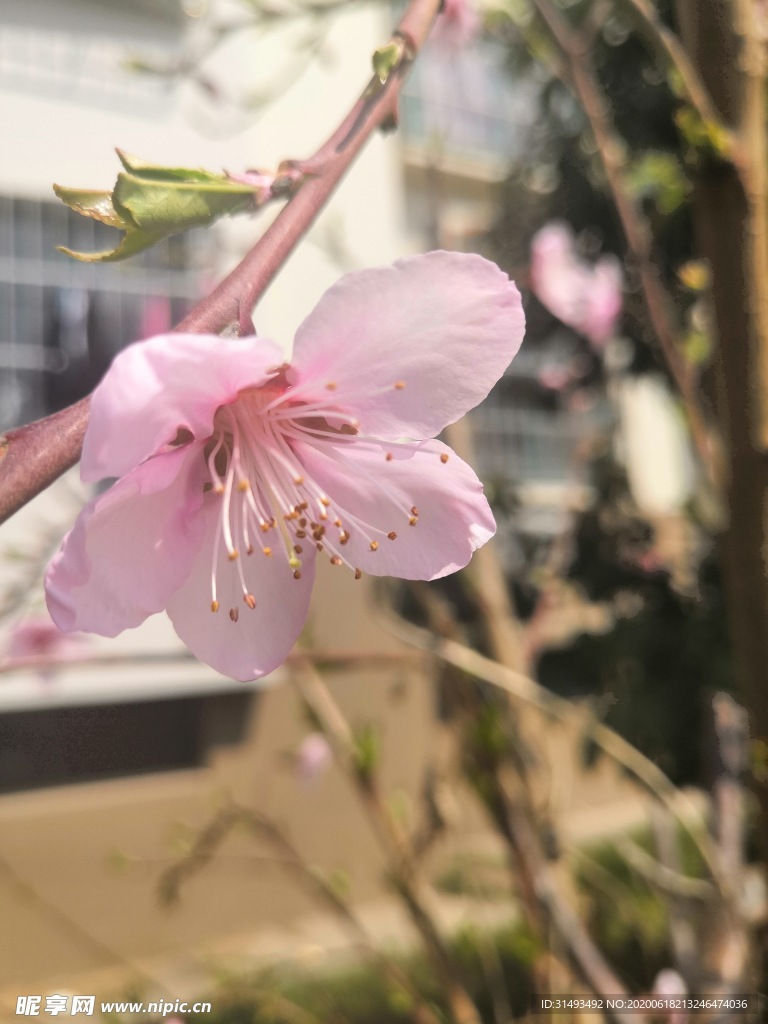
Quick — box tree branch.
[530,0,719,487]
[0,0,440,527]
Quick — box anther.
[296,530,307,539]
[294,475,304,485]
[262,547,272,557]
[333,518,342,528]
[293,570,302,580]
[244,594,256,609]
[354,568,362,580]
[440,453,449,464]
[238,479,249,492]
[247,544,254,555]
[214,484,225,495]
[316,542,324,551]
[370,541,379,551]
[289,556,301,570]
[229,607,239,622]
[294,544,303,553]
[299,518,307,528]
[387,531,397,540]
[409,516,418,526]
[320,497,330,507]
[339,530,350,545]
[228,549,239,561]
[211,600,220,613]
[330,556,343,566]
[411,506,419,516]
[394,380,406,390]
[386,453,393,461]
[326,381,337,390]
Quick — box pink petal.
[82,333,285,483]
[584,256,623,348]
[294,436,495,579]
[432,0,481,49]
[166,497,316,681]
[46,444,207,636]
[290,252,524,440]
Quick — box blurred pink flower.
[296,732,333,784]
[46,252,525,682]
[530,222,623,349]
[6,615,80,660]
[432,0,481,50]
[537,364,571,392]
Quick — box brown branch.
[0,0,441,527]
[0,647,424,678]
[530,0,719,487]
[159,803,444,1024]
[290,660,484,1024]
[619,0,736,151]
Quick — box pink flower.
[5,615,82,660]
[530,222,623,350]
[296,732,333,784]
[432,0,481,50]
[45,252,524,681]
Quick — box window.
[0,194,211,431]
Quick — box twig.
[0,0,441,527]
[158,803,445,1024]
[380,610,746,926]
[0,647,424,678]
[529,0,718,487]
[618,0,735,150]
[290,659,484,1024]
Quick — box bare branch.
[0,0,441,526]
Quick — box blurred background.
[0,0,760,1020]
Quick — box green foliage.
[180,923,538,1024]
[574,825,707,989]
[627,151,690,214]
[537,458,733,786]
[352,723,380,784]
[54,151,261,262]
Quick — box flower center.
[204,382,419,616]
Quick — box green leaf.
[371,40,403,84]
[54,150,267,263]
[626,151,690,215]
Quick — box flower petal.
[290,252,525,440]
[294,436,495,579]
[82,332,286,483]
[46,444,208,636]
[166,496,317,681]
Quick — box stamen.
[244,594,256,609]
[440,453,449,463]
[211,600,220,613]
[230,607,239,622]
[387,531,397,540]
[370,541,379,551]
[394,380,406,390]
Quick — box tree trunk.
[678,0,768,859]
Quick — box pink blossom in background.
[5,615,81,660]
[431,0,481,50]
[296,732,333,784]
[530,221,623,350]
[46,252,525,682]
[537,364,572,392]
[3,614,85,681]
